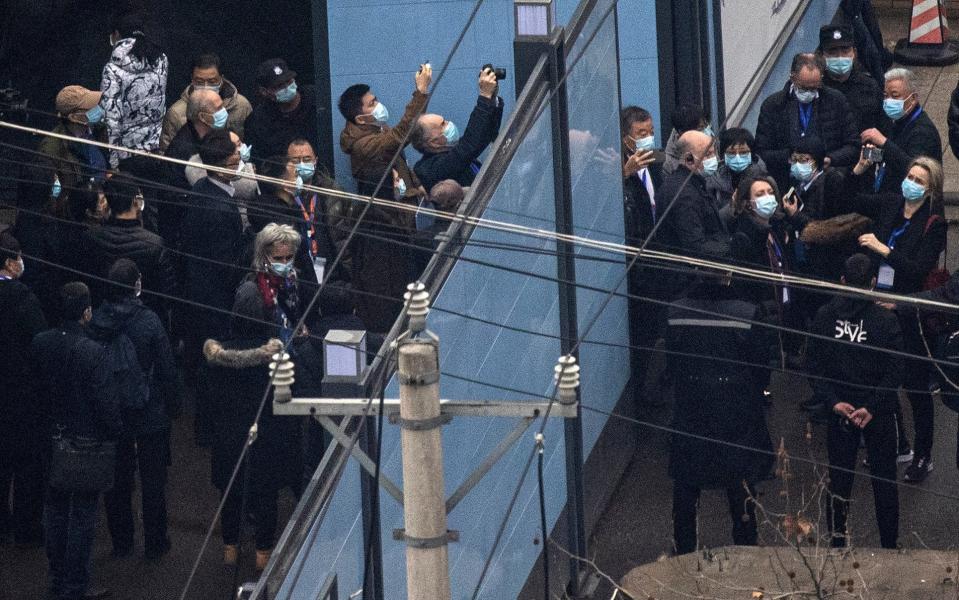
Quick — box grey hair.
[186,89,220,122]
[409,115,430,153]
[674,136,692,161]
[884,68,916,93]
[253,223,302,271]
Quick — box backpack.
[97,329,149,412]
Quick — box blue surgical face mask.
[52,176,62,199]
[295,161,315,180]
[725,152,752,173]
[370,102,389,123]
[85,105,105,125]
[270,261,294,277]
[239,143,251,163]
[631,135,655,151]
[793,85,819,104]
[394,178,407,200]
[754,194,779,218]
[701,155,719,177]
[275,81,297,103]
[195,84,221,94]
[791,161,814,182]
[442,120,460,145]
[211,107,228,129]
[901,178,926,202]
[825,57,853,76]
[701,125,715,139]
[883,97,906,120]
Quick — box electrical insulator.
[404,281,431,333]
[270,352,295,403]
[553,355,580,405]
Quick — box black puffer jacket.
[755,82,859,188]
[0,279,47,425]
[79,217,176,316]
[946,80,959,161]
[823,66,883,131]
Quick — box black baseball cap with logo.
[256,58,297,88]
[819,25,855,51]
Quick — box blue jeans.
[44,488,100,600]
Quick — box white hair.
[186,89,221,122]
[884,68,916,93]
[253,223,301,271]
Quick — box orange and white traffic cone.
[894,0,959,66]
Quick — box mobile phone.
[863,146,884,162]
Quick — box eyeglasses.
[270,254,295,262]
[192,77,222,86]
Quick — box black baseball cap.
[256,58,297,88]
[819,25,855,51]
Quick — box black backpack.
[96,326,149,413]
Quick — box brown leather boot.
[223,544,239,566]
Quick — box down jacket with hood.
[90,297,179,436]
[99,37,169,167]
[159,80,252,152]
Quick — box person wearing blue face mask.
[849,155,946,483]
[245,58,322,168]
[411,65,504,192]
[663,103,711,175]
[339,64,432,200]
[819,25,882,131]
[159,53,252,152]
[654,130,731,265]
[755,52,859,192]
[728,175,796,312]
[708,127,767,225]
[621,106,662,243]
[859,68,942,196]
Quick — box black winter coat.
[623,161,663,246]
[179,177,249,338]
[414,95,504,192]
[655,165,730,259]
[945,80,959,161]
[0,279,47,426]
[755,83,859,189]
[784,168,853,280]
[665,284,774,488]
[79,217,176,317]
[244,85,321,168]
[202,337,302,494]
[823,67,883,131]
[90,299,179,436]
[32,321,123,441]
[808,296,902,415]
[160,122,205,243]
[874,107,942,195]
[847,191,946,295]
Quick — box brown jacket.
[339,90,428,202]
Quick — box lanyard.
[798,103,813,136]
[294,193,319,257]
[874,108,923,192]
[886,220,910,250]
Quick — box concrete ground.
[0,400,299,600]
[586,8,959,599]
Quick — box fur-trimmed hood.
[203,338,283,369]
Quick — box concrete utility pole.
[397,338,450,600]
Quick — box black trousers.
[220,475,278,551]
[0,426,45,542]
[826,411,899,549]
[899,313,935,459]
[672,480,757,554]
[104,429,170,553]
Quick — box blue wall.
[326,0,661,189]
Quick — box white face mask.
[16,257,24,277]
[135,279,142,298]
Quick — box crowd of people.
[624,23,959,555]
[3,5,959,598]
[0,9,504,600]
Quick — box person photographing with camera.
[411,64,505,192]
